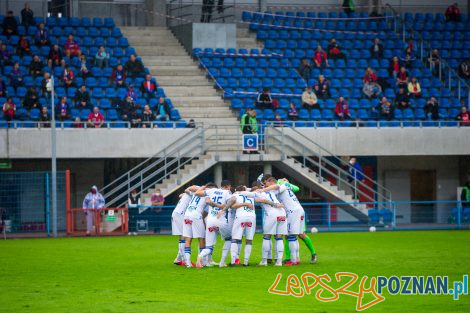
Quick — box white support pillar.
[263,163,272,175]
[214,163,223,187]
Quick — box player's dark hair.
[235,185,246,192]
[221,180,231,187]
[252,181,262,188]
[206,182,218,188]
[262,174,275,183]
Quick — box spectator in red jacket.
[140,74,158,100]
[327,38,346,60]
[62,65,75,89]
[64,34,81,58]
[110,64,126,87]
[17,35,31,56]
[456,106,470,126]
[2,97,16,121]
[88,106,105,128]
[335,96,351,121]
[47,44,66,68]
[313,46,329,68]
[388,56,401,78]
[445,3,461,22]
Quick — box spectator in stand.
[288,101,299,120]
[445,3,461,22]
[56,96,69,121]
[272,112,283,126]
[125,54,146,78]
[41,72,51,98]
[110,64,126,86]
[129,109,142,128]
[29,55,44,77]
[0,77,6,97]
[400,46,416,68]
[302,86,318,110]
[88,106,105,128]
[156,97,170,121]
[407,76,421,98]
[95,46,109,69]
[151,189,165,212]
[126,85,137,102]
[335,96,351,120]
[0,43,12,69]
[78,54,90,78]
[298,58,312,82]
[17,35,31,56]
[61,65,75,89]
[141,104,155,128]
[47,44,66,68]
[362,67,382,99]
[395,88,410,110]
[64,34,81,58]
[241,108,253,134]
[313,46,329,68]
[2,97,16,121]
[425,96,439,120]
[456,106,470,126]
[118,96,135,122]
[72,117,83,128]
[23,87,39,109]
[40,106,51,127]
[396,66,409,89]
[342,0,355,15]
[34,23,49,46]
[10,62,24,91]
[458,59,470,78]
[379,96,394,120]
[314,74,330,100]
[388,56,401,78]
[21,3,35,29]
[74,85,91,109]
[429,49,440,76]
[327,38,346,60]
[140,74,158,100]
[2,11,18,39]
[256,88,273,109]
[370,38,384,59]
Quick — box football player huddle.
[170,174,318,268]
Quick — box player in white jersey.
[225,185,281,266]
[195,181,233,268]
[182,185,208,268]
[171,192,192,265]
[253,177,287,267]
[260,179,306,266]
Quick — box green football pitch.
[1,230,469,313]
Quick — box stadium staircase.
[237,27,263,50]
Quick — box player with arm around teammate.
[182,185,207,268]
[171,191,192,265]
[195,181,232,268]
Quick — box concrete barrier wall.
[0,128,192,159]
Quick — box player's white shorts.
[263,214,288,235]
[182,215,205,239]
[287,209,305,235]
[204,217,227,246]
[232,216,257,240]
[171,211,184,236]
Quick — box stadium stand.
[0,15,185,128]
[194,10,469,127]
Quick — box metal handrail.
[102,127,205,207]
[266,126,392,206]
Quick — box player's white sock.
[230,241,239,264]
[178,239,185,260]
[244,243,252,265]
[288,236,298,263]
[184,247,191,266]
[220,240,231,265]
[295,239,300,263]
[199,246,212,258]
[262,236,271,262]
[238,241,242,256]
[275,237,284,261]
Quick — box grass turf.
[0,230,469,313]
